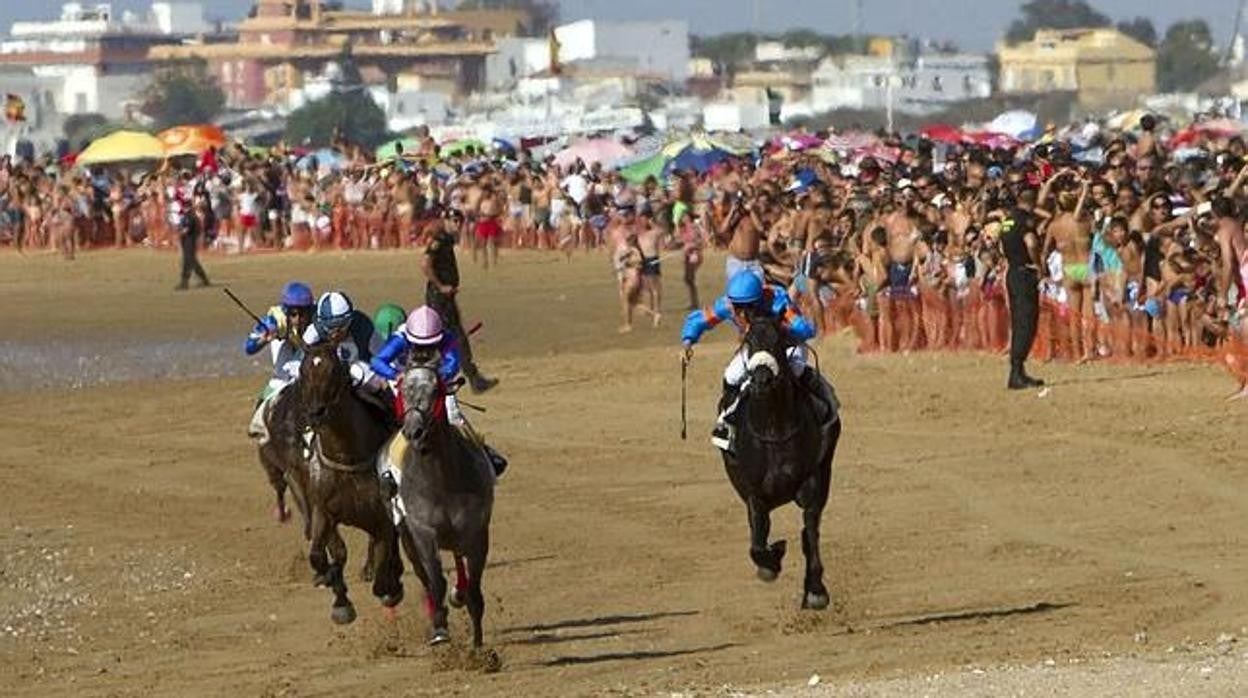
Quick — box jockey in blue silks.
[244,281,314,443]
[681,270,819,451]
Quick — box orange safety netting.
[796,285,1248,386]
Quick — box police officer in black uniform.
[424,211,498,393]
[175,174,211,291]
[996,200,1045,390]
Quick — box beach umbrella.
[375,137,420,162]
[773,132,824,151]
[919,124,965,145]
[78,130,165,166]
[553,138,633,168]
[439,138,487,158]
[1105,109,1151,132]
[617,151,667,183]
[1169,119,1246,148]
[157,124,227,157]
[297,148,345,172]
[986,110,1037,139]
[823,130,881,152]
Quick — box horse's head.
[400,346,443,445]
[741,311,791,397]
[300,344,348,426]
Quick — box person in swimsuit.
[1041,171,1095,361]
[1213,197,1248,399]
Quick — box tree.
[1005,0,1111,44]
[691,32,759,72]
[1117,17,1158,47]
[1157,19,1220,92]
[284,49,389,149]
[63,113,111,148]
[456,0,559,35]
[139,59,225,129]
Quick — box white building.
[0,3,207,119]
[485,37,551,90]
[811,52,992,116]
[553,19,690,83]
[754,41,823,64]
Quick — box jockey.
[373,302,407,340]
[244,281,314,443]
[681,270,818,451]
[371,306,508,477]
[302,290,386,394]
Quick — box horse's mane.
[744,309,794,358]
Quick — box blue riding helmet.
[726,270,764,305]
[315,291,355,333]
[280,281,314,310]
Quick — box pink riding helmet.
[403,306,444,346]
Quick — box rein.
[310,432,374,473]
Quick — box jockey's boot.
[379,470,398,501]
[469,374,499,394]
[484,444,508,478]
[464,363,499,394]
[711,381,741,453]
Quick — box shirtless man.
[1044,175,1094,361]
[724,190,765,282]
[636,207,664,327]
[476,181,502,270]
[883,192,921,352]
[1213,197,1248,399]
[462,174,484,261]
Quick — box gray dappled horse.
[299,343,404,624]
[721,312,841,610]
[397,359,495,647]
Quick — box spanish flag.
[4,94,25,122]
[549,29,561,75]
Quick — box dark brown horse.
[299,343,404,624]
[255,386,311,532]
[397,361,495,647]
[720,312,840,609]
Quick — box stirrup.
[710,423,735,452]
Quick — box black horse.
[720,312,841,609]
[397,359,495,647]
[298,343,405,624]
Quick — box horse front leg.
[798,501,829,610]
[324,524,356,625]
[463,532,489,648]
[798,419,840,610]
[406,522,449,645]
[370,526,404,609]
[747,499,785,582]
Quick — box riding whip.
[680,354,688,441]
[222,287,263,326]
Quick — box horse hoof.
[273,505,290,523]
[381,588,404,609]
[803,592,830,610]
[430,628,451,646]
[312,573,330,588]
[756,566,779,583]
[449,589,466,609]
[331,604,357,625]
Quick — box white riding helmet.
[315,291,354,333]
[402,306,444,346]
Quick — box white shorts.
[726,255,765,283]
[724,345,808,387]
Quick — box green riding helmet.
[374,303,408,338]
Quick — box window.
[932,75,943,92]
[74,92,87,113]
[963,75,973,93]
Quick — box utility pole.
[1226,0,1248,65]
[850,0,864,52]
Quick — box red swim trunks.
[240,213,257,228]
[475,218,501,242]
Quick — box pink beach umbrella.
[553,139,634,169]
